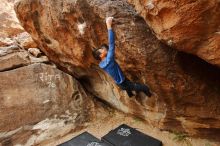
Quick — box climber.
[92,17,152,97]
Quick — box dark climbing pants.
[118,78,152,97]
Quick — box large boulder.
[15,0,220,140]
[0,47,94,145]
[127,0,220,66]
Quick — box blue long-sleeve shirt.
[99,29,125,85]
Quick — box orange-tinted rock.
[0,0,38,49]
[0,0,24,44]
[127,0,220,66]
[15,0,220,141]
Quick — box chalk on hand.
[106,17,114,20]
[146,2,154,10]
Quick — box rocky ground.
[47,103,220,146]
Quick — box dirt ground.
[52,102,220,146]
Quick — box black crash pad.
[59,132,110,146]
[102,124,162,146]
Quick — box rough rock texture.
[14,32,38,49]
[0,46,94,145]
[15,0,220,141]
[27,47,42,57]
[0,0,23,38]
[0,0,23,47]
[127,0,220,66]
[0,45,48,71]
[0,0,37,49]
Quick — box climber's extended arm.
[104,17,115,64]
[106,28,115,61]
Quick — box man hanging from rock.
[92,17,152,98]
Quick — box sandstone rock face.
[0,0,37,49]
[127,0,220,66]
[0,0,23,38]
[0,0,23,47]
[0,45,48,72]
[15,0,220,141]
[14,32,38,49]
[0,47,94,145]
